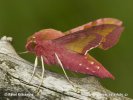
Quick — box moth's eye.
[30,41,36,48]
[26,40,37,53]
[26,36,37,52]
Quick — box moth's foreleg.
[29,56,38,83]
[40,56,45,85]
[36,56,45,92]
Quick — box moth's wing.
[53,24,124,54]
[65,18,122,34]
[86,54,115,79]
[53,27,103,54]
[65,18,124,51]
[92,24,124,50]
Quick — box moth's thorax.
[35,29,64,42]
[34,40,66,64]
[34,40,53,55]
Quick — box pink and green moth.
[26,18,124,80]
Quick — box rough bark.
[0,36,132,100]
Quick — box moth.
[26,18,124,83]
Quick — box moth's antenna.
[36,56,45,92]
[19,51,29,54]
[55,53,73,85]
[29,56,38,83]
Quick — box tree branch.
[0,36,132,100]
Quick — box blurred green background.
[0,0,133,98]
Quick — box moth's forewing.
[54,24,124,54]
[53,29,102,54]
[89,24,124,50]
[65,18,122,34]
[98,25,124,50]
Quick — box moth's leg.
[84,50,89,55]
[54,53,74,86]
[84,43,101,55]
[29,56,38,83]
[36,56,45,93]
[55,53,81,93]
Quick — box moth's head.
[26,29,64,53]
